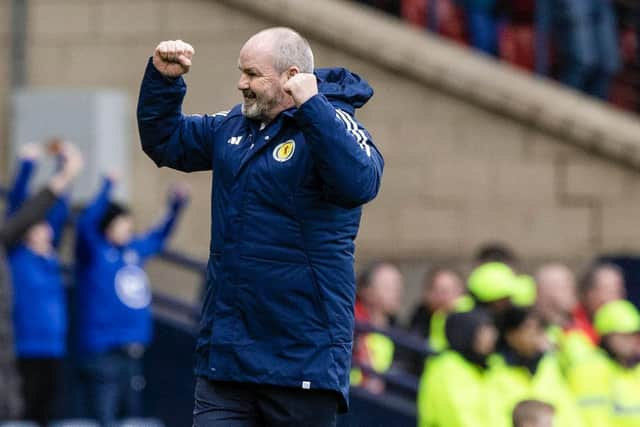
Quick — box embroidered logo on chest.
[272,140,295,162]
[114,265,151,309]
[227,135,243,145]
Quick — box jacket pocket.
[235,255,329,345]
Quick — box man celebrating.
[137,28,383,426]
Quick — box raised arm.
[76,177,113,249]
[285,74,383,208]
[6,144,41,218]
[1,143,83,248]
[46,153,71,247]
[0,189,57,248]
[137,40,220,172]
[47,196,70,249]
[132,185,189,258]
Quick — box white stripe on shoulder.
[336,109,355,131]
[336,110,362,142]
[336,109,371,157]
[337,109,368,144]
[212,110,229,117]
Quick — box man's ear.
[287,66,300,79]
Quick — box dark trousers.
[17,357,62,426]
[193,377,339,427]
[78,348,145,426]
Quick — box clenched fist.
[283,73,318,107]
[153,40,195,78]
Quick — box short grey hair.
[269,27,314,73]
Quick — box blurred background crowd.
[0,141,188,427]
[351,245,640,426]
[356,0,640,111]
[3,0,640,426]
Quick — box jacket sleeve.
[137,58,221,172]
[419,359,478,427]
[46,155,70,247]
[6,159,35,218]
[567,360,611,427]
[76,178,112,251]
[46,196,70,249]
[131,198,186,259]
[0,188,58,248]
[418,355,491,427]
[294,94,384,208]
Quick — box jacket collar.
[234,109,295,178]
[502,348,544,374]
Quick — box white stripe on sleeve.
[336,109,371,157]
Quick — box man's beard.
[241,88,284,121]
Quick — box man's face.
[24,222,53,253]
[105,215,134,247]
[424,271,464,312]
[536,265,578,320]
[587,267,626,316]
[506,317,546,358]
[605,332,639,362]
[237,43,288,122]
[365,265,405,316]
[473,324,498,355]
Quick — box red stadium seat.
[499,24,535,71]
[609,28,640,112]
[436,0,467,44]
[609,72,639,111]
[620,28,638,66]
[401,0,427,28]
[401,0,467,44]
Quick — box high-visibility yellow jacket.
[350,332,395,386]
[428,311,448,352]
[428,296,476,352]
[486,352,584,427]
[418,351,492,427]
[548,326,597,373]
[568,350,640,427]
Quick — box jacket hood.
[315,67,374,114]
[446,308,493,368]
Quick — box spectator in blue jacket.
[552,0,621,99]
[0,142,83,421]
[74,175,188,426]
[5,142,76,426]
[459,0,500,55]
[137,27,383,427]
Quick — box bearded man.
[137,27,383,426]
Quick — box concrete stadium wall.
[3,0,640,310]
[0,0,10,171]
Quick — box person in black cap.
[74,175,189,426]
[417,308,498,427]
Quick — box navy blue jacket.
[74,178,184,355]
[6,159,68,357]
[137,59,383,409]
